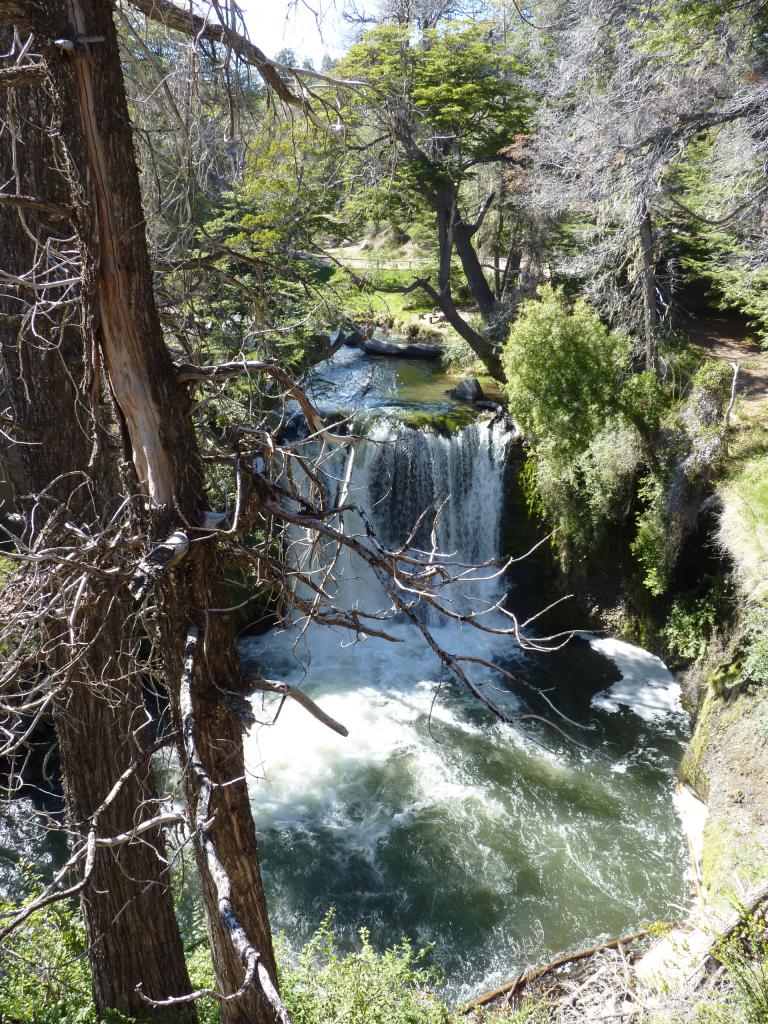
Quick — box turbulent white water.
[587,637,685,723]
[242,366,689,1004]
[280,418,512,620]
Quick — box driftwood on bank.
[459,927,657,1014]
[355,337,443,359]
[462,881,768,1016]
[697,880,768,971]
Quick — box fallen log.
[698,880,768,972]
[459,927,658,1014]
[359,338,443,359]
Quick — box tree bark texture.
[0,3,283,1019]
[637,203,659,371]
[0,60,194,1018]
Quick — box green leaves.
[338,21,530,173]
[0,870,97,1024]
[502,286,628,463]
[276,913,448,1024]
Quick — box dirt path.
[682,313,768,409]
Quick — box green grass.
[719,452,768,602]
[327,266,436,320]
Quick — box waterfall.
[242,407,689,1006]
[362,419,510,566]
[285,418,512,621]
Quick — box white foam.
[586,636,684,722]
[244,622,519,836]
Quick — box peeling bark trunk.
[55,657,195,1019]
[0,3,283,1019]
[0,61,194,1018]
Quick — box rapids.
[241,342,690,1003]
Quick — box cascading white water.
[243,373,689,1005]
[283,418,512,621]
[363,419,509,567]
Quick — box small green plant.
[741,604,768,687]
[186,944,221,1024]
[0,870,97,1024]
[710,910,768,1024]
[277,912,449,1024]
[661,579,734,664]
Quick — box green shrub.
[631,472,671,596]
[186,944,221,1024]
[0,892,457,1024]
[619,371,672,437]
[741,604,768,687]
[501,288,654,559]
[0,875,96,1024]
[277,913,448,1024]
[661,579,734,664]
[705,910,768,1024]
[502,286,628,463]
[579,422,643,524]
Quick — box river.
[240,343,691,1004]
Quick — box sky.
[236,0,351,67]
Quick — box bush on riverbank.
[5,880,768,1024]
[0,890,459,1024]
[501,286,643,558]
[501,288,734,600]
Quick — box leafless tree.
[526,0,768,368]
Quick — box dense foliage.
[501,287,734,598]
[0,895,551,1024]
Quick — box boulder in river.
[449,378,485,402]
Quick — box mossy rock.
[702,812,768,898]
[680,689,715,801]
[395,407,479,434]
[682,682,768,905]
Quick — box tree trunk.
[637,202,658,372]
[427,284,504,378]
[452,218,498,321]
[422,189,504,378]
[0,57,194,1018]
[55,662,194,1018]
[0,2,284,1019]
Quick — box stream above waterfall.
[241,341,690,1005]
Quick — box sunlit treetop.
[338,22,531,169]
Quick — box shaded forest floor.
[682,312,768,411]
